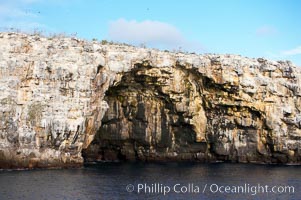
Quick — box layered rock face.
[1,32,301,168]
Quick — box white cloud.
[282,46,301,56]
[108,18,204,52]
[256,25,277,36]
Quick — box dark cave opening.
[82,63,207,162]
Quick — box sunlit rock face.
[1,32,301,168]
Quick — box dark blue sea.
[0,162,300,200]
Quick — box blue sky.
[0,0,300,66]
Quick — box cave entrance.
[82,62,207,162]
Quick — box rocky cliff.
[1,32,301,168]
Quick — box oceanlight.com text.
[126,183,295,196]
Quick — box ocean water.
[0,162,300,200]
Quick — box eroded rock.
[1,32,301,168]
